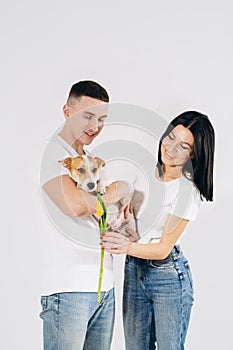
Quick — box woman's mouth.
[164,150,174,160]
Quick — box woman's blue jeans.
[39,288,115,350]
[123,247,194,350]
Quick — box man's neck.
[58,129,85,155]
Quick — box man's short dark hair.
[68,80,109,103]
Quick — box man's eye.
[83,113,92,120]
[92,168,97,173]
[78,168,85,173]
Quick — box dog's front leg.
[97,180,106,195]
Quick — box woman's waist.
[126,245,183,265]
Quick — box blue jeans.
[39,288,115,350]
[123,247,194,350]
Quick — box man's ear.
[95,157,106,168]
[58,157,72,169]
[63,104,71,119]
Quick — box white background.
[1,1,232,349]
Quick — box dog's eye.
[78,168,85,173]
[92,168,97,173]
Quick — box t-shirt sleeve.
[40,140,70,186]
[170,182,201,222]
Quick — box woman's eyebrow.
[172,131,192,148]
[181,141,192,148]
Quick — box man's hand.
[118,200,133,220]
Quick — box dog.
[59,155,137,235]
[59,155,108,194]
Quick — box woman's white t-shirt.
[138,175,201,244]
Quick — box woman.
[101,111,215,350]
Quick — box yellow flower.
[96,199,104,217]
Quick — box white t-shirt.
[39,134,114,295]
[138,175,201,244]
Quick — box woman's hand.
[100,230,133,255]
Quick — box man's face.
[64,96,108,146]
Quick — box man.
[39,80,131,350]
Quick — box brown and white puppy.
[60,155,108,194]
[60,155,138,235]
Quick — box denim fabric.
[39,288,115,350]
[123,247,194,350]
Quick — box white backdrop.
[1,1,232,349]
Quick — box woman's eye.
[168,134,174,140]
[92,168,97,173]
[180,144,188,150]
[78,168,85,173]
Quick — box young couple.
[40,80,215,350]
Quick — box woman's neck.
[157,165,183,182]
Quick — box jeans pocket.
[149,260,175,269]
[184,261,194,290]
[40,296,47,311]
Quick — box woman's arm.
[101,214,189,260]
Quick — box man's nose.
[88,120,100,132]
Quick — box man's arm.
[43,174,131,217]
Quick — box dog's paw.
[97,184,106,195]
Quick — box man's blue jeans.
[123,247,194,350]
[39,288,115,350]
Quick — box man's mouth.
[84,131,97,137]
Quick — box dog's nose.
[87,182,95,190]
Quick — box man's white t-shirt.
[39,134,114,295]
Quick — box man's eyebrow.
[99,115,108,119]
[83,111,107,119]
[83,111,95,116]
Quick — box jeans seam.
[55,294,59,350]
[146,309,154,349]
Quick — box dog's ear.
[95,157,106,168]
[58,157,72,169]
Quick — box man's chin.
[82,135,97,145]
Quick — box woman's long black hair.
[157,111,215,201]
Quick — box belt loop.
[172,245,178,261]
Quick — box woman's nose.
[167,143,177,154]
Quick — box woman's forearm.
[127,241,172,260]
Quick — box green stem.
[97,247,105,302]
[97,193,107,302]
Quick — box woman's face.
[161,124,194,168]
